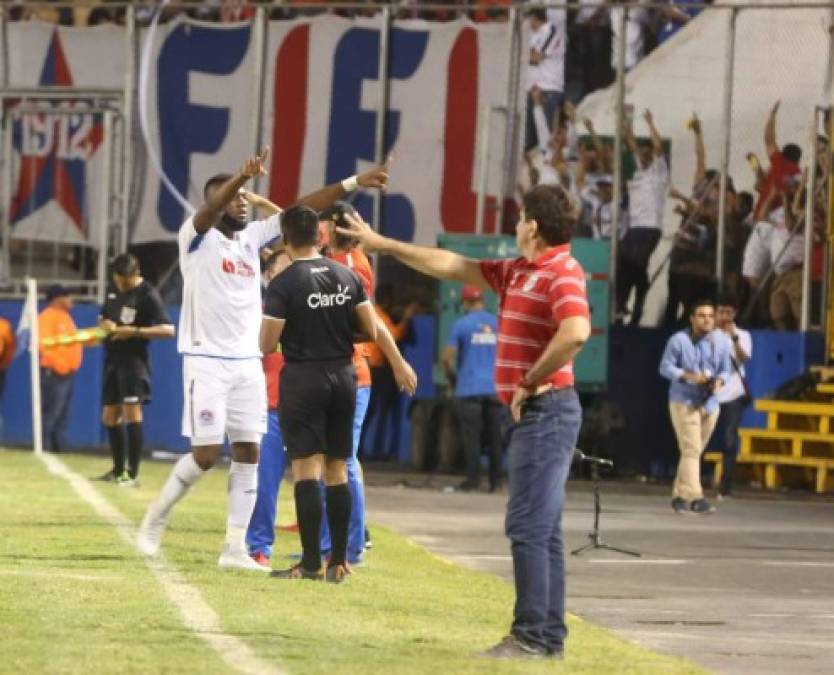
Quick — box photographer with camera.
[659,299,733,515]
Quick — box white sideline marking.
[0,569,122,582]
[763,561,834,568]
[38,452,284,675]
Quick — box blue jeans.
[41,369,75,452]
[246,410,286,557]
[321,385,371,562]
[525,89,564,152]
[505,388,582,653]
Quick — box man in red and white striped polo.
[337,184,591,660]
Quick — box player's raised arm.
[192,148,270,233]
[336,212,489,288]
[293,161,390,213]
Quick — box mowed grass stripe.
[59,452,705,675]
[0,449,281,675]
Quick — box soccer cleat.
[475,635,546,659]
[116,472,138,488]
[270,564,324,581]
[249,551,271,568]
[218,546,271,572]
[136,502,168,556]
[325,563,350,584]
[364,527,372,549]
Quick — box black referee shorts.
[279,359,356,461]
[102,361,151,406]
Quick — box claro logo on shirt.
[221,258,255,278]
[307,284,352,309]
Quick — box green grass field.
[0,449,707,674]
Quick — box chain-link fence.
[1,1,832,343]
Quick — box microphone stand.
[571,450,641,558]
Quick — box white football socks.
[225,461,258,552]
[155,452,206,517]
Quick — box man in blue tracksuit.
[442,284,504,492]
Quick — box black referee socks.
[126,423,144,479]
[295,480,323,572]
[325,483,352,567]
[106,425,126,476]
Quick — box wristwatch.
[731,334,739,343]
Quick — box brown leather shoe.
[270,564,323,581]
[474,635,546,659]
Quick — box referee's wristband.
[341,175,359,193]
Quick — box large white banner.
[5,16,512,245]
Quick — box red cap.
[461,284,484,301]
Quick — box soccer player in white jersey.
[137,147,389,570]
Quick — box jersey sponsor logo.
[221,257,256,278]
[309,266,330,274]
[120,306,137,325]
[198,409,215,425]
[307,284,352,309]
[471,325,497,345]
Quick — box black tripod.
[570,450,641,558]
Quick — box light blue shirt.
[659,329,733,414]
[446,309,498,398]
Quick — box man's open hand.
[336,212,386,252]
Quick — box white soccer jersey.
[177,214,281,359]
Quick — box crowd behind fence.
[2,2,833,337]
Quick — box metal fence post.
[373,6,391,240]
[500,6,523,233]
[120,4,136,253]
[97,111,114,306]
[609,5,628,323]
[800,107,819,332]
[0,111,12,282]
[249,6,268,197]
[716,7,738,292]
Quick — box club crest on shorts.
[120,306,137,325]
[198,409,215,425]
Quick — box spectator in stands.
[664,114,721,325]
[566,0,612,101]
[655,1,703,44]
[524,9,567,155]
[38,285,83,453]
[617,108,668,325]
[713,295,752,500]
[608,0,650,72]
[752,101,802,220]
[574,115,616,235]
[441,284,504,492]
[0,315,15,433]
[659,299,732,514]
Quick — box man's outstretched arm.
[336,213,490,288]
[292,163,391,213]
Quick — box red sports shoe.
[250,551,271,567]
[277,523,299,533]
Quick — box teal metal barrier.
[435,234,610,391]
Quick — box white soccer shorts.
[742,220,774,281]
[181,355,267,446]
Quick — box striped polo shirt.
[479,244,589,404]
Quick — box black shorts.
[102,360,151,406]
[279,359,356,460]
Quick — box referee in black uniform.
[98,254,175,486]
[260,205,377,583]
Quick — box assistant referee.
[260,205,377,583]
[98,254,175,485]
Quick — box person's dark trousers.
[456,395,505,489]
[360,365,399,459]
[664,271,718,327]
[718,397,747,495]
[505,388,582,654]
[616,228,661,325]
[524,90,564,152]
[41,369,74,452]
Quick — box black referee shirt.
[100,280,171,366]
[263,256,369,362]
